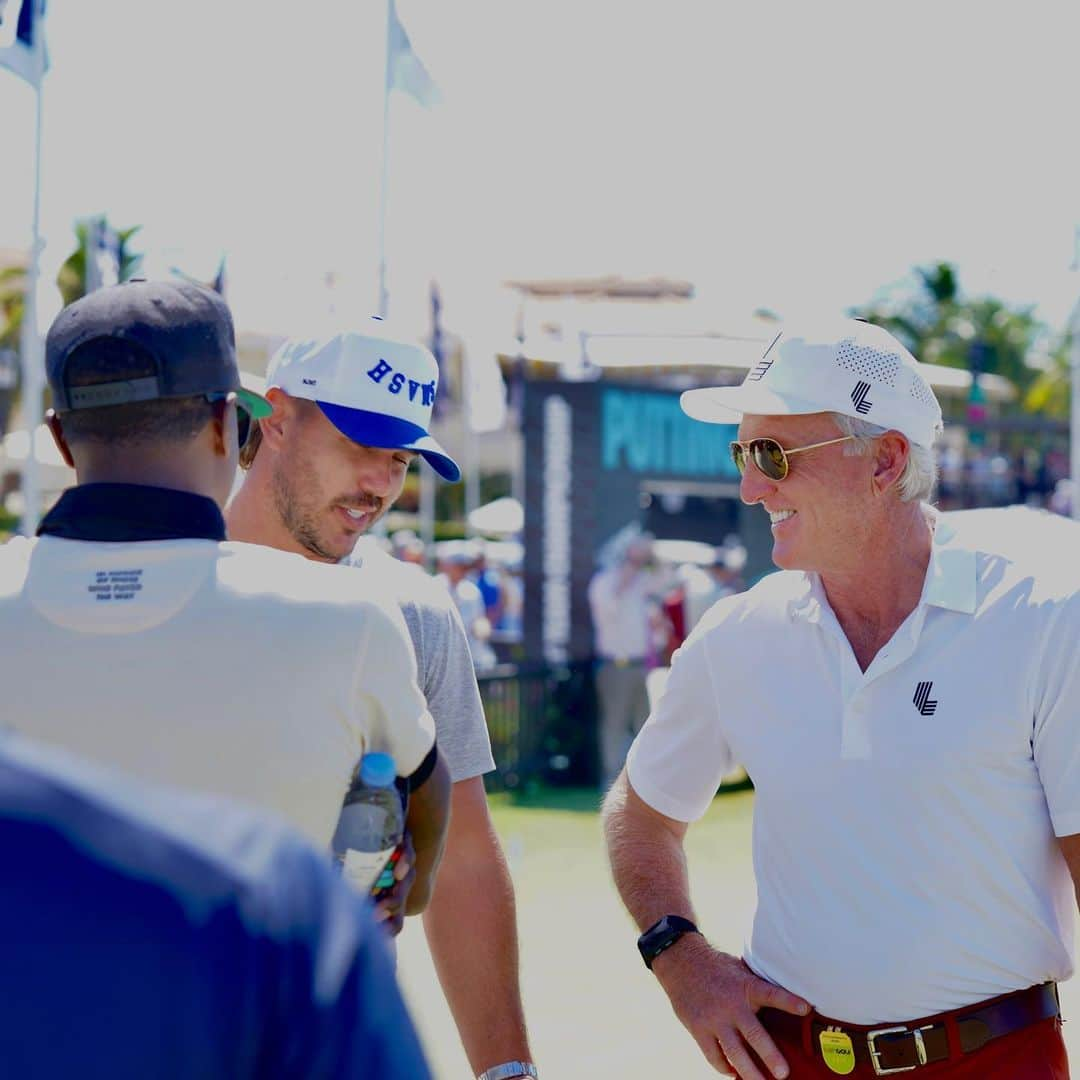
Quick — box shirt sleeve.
[353,599,436,779]
[402,595,495,783]
[626,627,736,823]
[587,571,615,630]
[1032,587,1080,838]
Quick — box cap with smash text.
[265,319,460,482]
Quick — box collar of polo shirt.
[788,529,978,624]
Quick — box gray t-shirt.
[345,539,495,783]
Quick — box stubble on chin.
[270,460,344,564]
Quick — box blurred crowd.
[383,530,524,670]
[937,444,1073,517]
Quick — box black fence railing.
[478,660,599,792]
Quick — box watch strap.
[477,1062,538,1080]
[637,914,700,970]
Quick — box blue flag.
[0,0,46,86]
[387,0,440,107]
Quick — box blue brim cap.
[317,401,462,483]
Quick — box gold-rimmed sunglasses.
[729,435,856,481]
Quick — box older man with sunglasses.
[603,319,1079,1079]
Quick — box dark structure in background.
[521,375,773,666]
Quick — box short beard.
[270,454,349,563]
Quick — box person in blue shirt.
[0,732,432,1080]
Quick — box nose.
[739,458,776,506]
[357,449,397,498]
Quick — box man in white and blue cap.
[228,318,536,1080]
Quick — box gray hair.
[830,413,938,503]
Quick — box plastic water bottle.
[331,752,406,899]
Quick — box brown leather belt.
[763,982,1060,1076]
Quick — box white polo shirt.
[0,534,435,847]
[628,530,1080,1023]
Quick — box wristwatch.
[637,914,700,970]
[477,1062,538,1080]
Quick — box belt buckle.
[866,1025,930,1075]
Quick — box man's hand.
[652,936,810,1080]
[403,749,452,915]
[373,833,416,936]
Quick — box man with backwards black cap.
[227,321,535,1080]
[604,319,1079,1079]
[0,279,451,934]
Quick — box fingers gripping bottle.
[331,752,406,900]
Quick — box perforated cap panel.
[909,372,937,409]
[835,339,900,386]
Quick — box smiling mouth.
[338,502,381,523]
[769,509,796,525]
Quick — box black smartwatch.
[637,915,700,970]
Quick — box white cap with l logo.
[680,319,943,448]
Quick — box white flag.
[0,0,46,87]
[387,0,440,107]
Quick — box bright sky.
[3,0,1080,345]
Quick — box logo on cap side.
[367,357,435,407]
[746,331,782,382]
[850,381,873,415]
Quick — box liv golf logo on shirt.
[913,681,937,716]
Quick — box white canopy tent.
[503,329,1018,405]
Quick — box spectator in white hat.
[604,318,1078,1079]
[436,540,497,672]
[228,319,535,1080]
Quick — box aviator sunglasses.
[729,434,856,481]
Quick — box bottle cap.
[359,752,397,788]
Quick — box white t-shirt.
[587,565,653,661]
[346,540,495,783]
[0,535,436,846]
[628,531,1080,1023]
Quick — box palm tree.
[0,262,28,436]
[1024,337,1073,420]
[0,217,142,437]
[855,261,1048,401]
[56,217,142,307]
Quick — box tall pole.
[462,340,479,537]
[18,36,46,535]
[376,0,392,320]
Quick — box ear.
[258,388,294,453]
[209,399,232,458]
[872,431,910,496]
[45,410,76,468]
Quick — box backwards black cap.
[45,279,270,418]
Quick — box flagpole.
[376,0,392,319]
[18,29,45,535]
[463,341,478,536]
